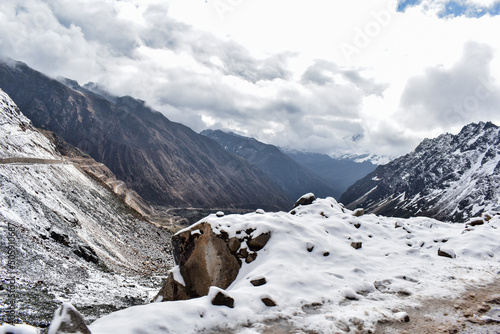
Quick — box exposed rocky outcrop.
[155,221,271,302]
[48,303,91,334]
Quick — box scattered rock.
[248,233,271,251]
[211,291,234,308]
[238,248,249,258]
[351,241,362,250]
[48,303,91,334]
[228,237,241,253]
[438,247,456,259]
[293,193,316,208]
[246,252,258,264]
[323,252,330,257]
[353,222,361,229]
[487,295,500,304]
[466,218,484,227]
[250,277,267,286]
[73,245,99,264]
[306,243,314,252]
[353,208,365,217]
[261,297,277,307]
[216,211,224,217]
[50,231,70,247]
[395,221,404,228]
[255,209,265,214]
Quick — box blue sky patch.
[397,0,422,12]
[439,1,500,18]
[397,0,500,17]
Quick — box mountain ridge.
[340,121,500,222]
[0,59,291,210]
[201,129,337,201]
[283,150,377,199]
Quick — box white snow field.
[90,196,500,334]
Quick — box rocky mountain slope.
[201,130,336,201]
[340,121,500,222]
[39,129,154,217]
[284,151,377,199]
[0,59,290,211]
[0,89,173,327]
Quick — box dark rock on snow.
[293,193,316,208]
[211,291,235,308]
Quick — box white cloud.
[0,0,499,159]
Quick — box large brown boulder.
[157,222,240,301]
[156,221,271,302]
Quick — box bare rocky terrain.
[375,278,500,334]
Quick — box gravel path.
[375,277,500,334]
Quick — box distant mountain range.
[284,151,377,199]
[0,59,291,211]
[201,130,337,201]
[340,121,500,222]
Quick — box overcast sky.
[1,0,500,159]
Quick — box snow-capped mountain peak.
[340,121,500,222]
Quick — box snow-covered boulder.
[155,221,272,302]
[293,192,316,208]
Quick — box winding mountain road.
[0,157,66,164]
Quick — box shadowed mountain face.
[0,60,290,210]
[284,151,377,199]
[340,122,500,222]
[201,130,337,202]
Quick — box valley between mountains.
[0,59,500,334]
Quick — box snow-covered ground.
[90,196,500,334]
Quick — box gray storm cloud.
[398,41,500,130]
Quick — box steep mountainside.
[340,122,500,222]
[0,90,173,326]
[0,60,290,210]
[39,129,154,217]
[284,151,377,199]
[201,130,336,201]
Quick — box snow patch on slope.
[0,89,58,159]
